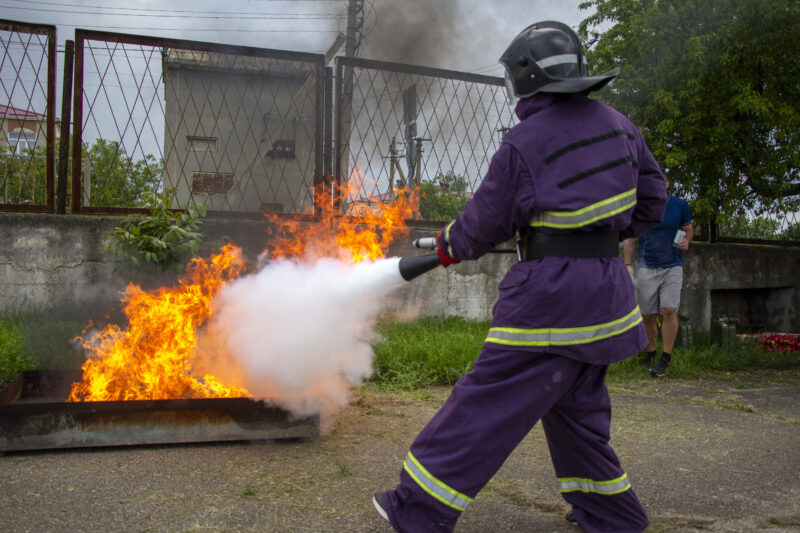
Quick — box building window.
[8,129,37,151]
[187,136,217,152]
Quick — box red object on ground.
[737,332,800,352]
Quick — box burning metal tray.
[0,370,318,452]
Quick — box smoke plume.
[362,0,465,67]
[202,256,405,431]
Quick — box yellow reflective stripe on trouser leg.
[403,451,473,511]
[558,473,631,495]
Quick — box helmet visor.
[502,63,517,104]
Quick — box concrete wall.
[1,214,799,333]
[682,242,800,332]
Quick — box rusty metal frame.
[0,370,318,452]
[0,19,56,213]
[70,29,326,217]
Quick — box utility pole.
[344,0,363,60]
[337,0,363,205]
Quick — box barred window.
[8,129,37,150]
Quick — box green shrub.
[0,315,86,382]
[103,189,206,269]
[0,319,37,381]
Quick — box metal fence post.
[70,32,84,213]
[56,40,74,214]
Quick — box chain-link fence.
[70,30,325,216]
[0,19,56,212]
[709,205,800,244]
[334,56,515,218]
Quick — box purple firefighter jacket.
[440,93,667,364]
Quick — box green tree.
[1,138,163,209]
[783,222,800,240]
[579,0,800,229]
[718,214,781,240]
[0,144,48,205]
[418,172,471,222]
[86,138,163,208]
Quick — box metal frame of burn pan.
[0,370,318,452]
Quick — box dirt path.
[1,374,799,532]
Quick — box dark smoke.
[362,0,466,67]
[360,1,586,72]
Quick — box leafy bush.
[0,315,85,382]
[0,319,37,381]
[103,189,206,269]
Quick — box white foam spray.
[202,256,405,431]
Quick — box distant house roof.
[0,104,47,120]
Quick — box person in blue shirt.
[624,177,693,376]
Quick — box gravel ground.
[1,373,799,533]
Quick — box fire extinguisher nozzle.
[398,253,441,281]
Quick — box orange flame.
[265,181,418,263]
[69,180,417,402]
[69,244,249,401]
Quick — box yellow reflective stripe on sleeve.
[403,452,473,511]
[558,473,631,495]
[444,220,456,258]
[529,188,637,229]
[486,307,642,347]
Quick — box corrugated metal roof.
[0,104,47,120]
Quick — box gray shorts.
[636,266,683,315]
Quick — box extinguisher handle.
[412,237,438,249]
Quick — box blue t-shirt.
[638,195,692,268]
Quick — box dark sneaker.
[373,492,390,524]
[642,351,656,369]
[566,509,578,526]
[650,356,671,377]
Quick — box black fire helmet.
[498,20,619,101]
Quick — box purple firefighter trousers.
[380,344,649,533]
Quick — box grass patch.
[608,329,800,382]
[371,318,800,389]
[372,317,488,390]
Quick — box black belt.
[525,231,620,259]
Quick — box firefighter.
[373,21,667,533]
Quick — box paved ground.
[1,373,799,532]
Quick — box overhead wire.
[5,0,343,9]
[0,3,346,20]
